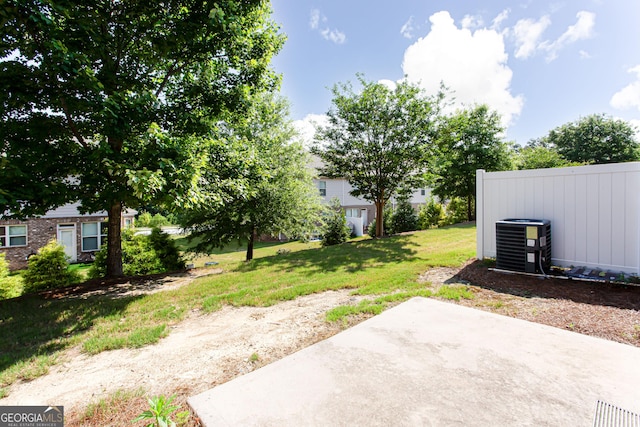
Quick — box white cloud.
[513,15,551,59]
[461,14,484,30]
[540,11,595,61]
[309,9,346,44]
[579,50,592,59]
[400,16,416,39]
[402,11,523,127]
[293,114,329,147]
[321,28,346,44]
[378,79,397,90]
[491,9,510,31]
[610,65,640,112]
[309,9,320,30]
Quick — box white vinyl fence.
[476,162,640,274]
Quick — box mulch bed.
[455,260,640,347]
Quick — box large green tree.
[430,105,513,221]
[180,93,323,261]
[312,76,440,238]
[0,1,283,277]
[546,114,639,164]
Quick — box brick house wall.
[0,216,108,270]
[1,202,136,270]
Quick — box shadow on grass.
[457,260,640,311]
[0,292,141,384]
[234,234,421,275]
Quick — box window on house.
[420,189,426,196]
[82,222,108,251]
[124,217,133,228]
[345,208,360,218]
[0,225,27,247]
[318,181,327,196]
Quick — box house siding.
[1,204,136,270]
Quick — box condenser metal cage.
[496,219,551,274]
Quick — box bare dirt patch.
[2,260,639,426]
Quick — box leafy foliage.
[515,145,576,170]
[180,92,324,261]
[418,198,445,229]
[443,198,470,225]
[1,1,284,277]
[546,114,639,164]
[313,75,440,237]
[390,195,418,233]
[22,241,80,293]
[136,212,171,228]
[0,253,8,279]
[89,228,184,278]
[430,105,513,221]
[321,198,351,246]
[133,394,188,427]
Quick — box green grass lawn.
[0,224,476,398]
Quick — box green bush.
[0,253,8,279]
[391,195,418,233]
[136,212,153,227]
[149,213,170,228]
[418,197,445,229]
[22,240,80,294]
[89,228,185,278]
[443,197,470,225]
[0,253,23,299]
[321,198,351,246]
[367,220,376,238]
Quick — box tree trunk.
[375,201,385,238]
[106,200,124,278]
[246,226,255,261]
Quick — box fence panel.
[476,162,640,274]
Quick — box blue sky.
[270,0,640,145]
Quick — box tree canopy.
[180,92,323,261]
[0,0,284,276]
[546,114,639,164]
[430,104,513,221]
[312,75,440,237]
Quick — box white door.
[57,224,77,262]
[361,209,368,233]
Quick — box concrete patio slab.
[189,297,640,426]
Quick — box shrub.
[136,212,153,227]
[418,197,445,229]
[391,195,418,233]
[321,198,351,246]
[149,213,169,228]
[367,220,376,238]
[443,197,471,225]
[89,228,185,278]
[0,253,23,299]
[0,253,8,279]
[22,240,80,293]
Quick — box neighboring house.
[311,157,430,235]
[0,203,136,270]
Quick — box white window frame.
[81,221,108,252]
[345,208,360,218]
[0,224,28,248]
[318,181,327,197]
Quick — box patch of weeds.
[276,249,291,256]
[326,290,433,323]
[0,387,7,399]
[82,325,167,354]
[567,322,575,330]
[435,285,474,301]
[133,394,189,427]
[249,352,260,362]
[491,300,504,309]
[480,258,496,267]
[326,299,384,322]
